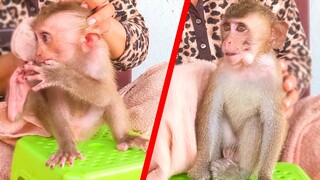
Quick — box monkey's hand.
[46,143,84,169]
[24,60,66,91]
[188,165,211,180]
[210,158,240,179]
[116,134,149,152]
[7,67,31,121]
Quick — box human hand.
[81,0,115,34]
[280,61,299,118]
[80,0,125,59]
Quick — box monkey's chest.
[53,91,104,123]
[222,82,262,124]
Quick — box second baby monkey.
[189,0,288,179]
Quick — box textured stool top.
[11,126,146,180]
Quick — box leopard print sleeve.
[109,0,149,71]
[269,0,311,95]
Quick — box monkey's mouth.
[225,52,239,56]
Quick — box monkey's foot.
[117,135,149,152]
[210,158,240,180]
[45,149,84,169]
[258,174,272,180]
[188,166,211,180]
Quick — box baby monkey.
[189,0,288,179]
[8,2,148,169]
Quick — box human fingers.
[282,89,299,110]
[81,0,107,10]
[279,60,288,75]
[86,3,115,27]
[283,74,297,93]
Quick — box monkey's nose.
[36,51,45,61]
[36,54,46,63]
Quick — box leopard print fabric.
[177,0,311,94]
[0,0,148,71]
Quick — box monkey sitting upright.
[188,0,289,180]
[7,2,148,169]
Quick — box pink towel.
[120,62,167,137]
[280,95,320,179]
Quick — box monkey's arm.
[188,75,223,179]
[24,61,116,107]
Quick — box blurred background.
[310,0,319,94]
[133,0,184,79]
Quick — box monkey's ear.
[270,22,288,50]
[81,33,101,52]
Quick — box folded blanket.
[120,62,167,137]
[0,141,13,180]
[280,95,320,179]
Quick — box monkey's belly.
[52,89,105,141]
[69,106,105,141]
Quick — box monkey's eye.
[41,33,51,43]
[236,24,247,32]
[222,23,230,31]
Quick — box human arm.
[272,0,311,117]
[81,0,149,71]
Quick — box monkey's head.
[31,2,102,64]
[220,0,288,67]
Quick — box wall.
[133,0,184,79]
[310,0,320,94]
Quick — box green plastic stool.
[11,126,145,180]
[170,162,310,180]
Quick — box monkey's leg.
[188,114,223,180]
[188,81,223,180]
[29,92,83,169]
[211,118,239,179]
[103,96,148,151]
[259,104,287,180]
[236,117,262,180]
